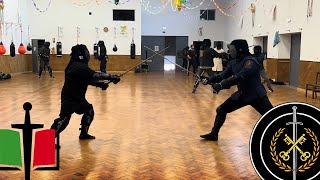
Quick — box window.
[113,10,135,21]
[200,9,215,21]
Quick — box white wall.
[141,0,228,46]
[26,0,141,55]
[1,0,30,55]
[225,0,320,61]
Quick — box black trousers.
[100,58,107,73]
[39,60,53,77]
[211,95,273,135]
[188,59,196,74]
[182,58,188,69]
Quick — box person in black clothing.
[38,42,54,79]
[182,46,189,70]
[187,45,197,75]
[201,39,219,76]
[200,39,273,141]
[50,44,120,139]
[253,45,273,92]
[98,41,108,74]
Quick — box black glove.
[109,74,121,84]
[95,81,109,90]
[212,83,222,94]
[201,75,223,85]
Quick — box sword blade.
[144,46,200,78]
[292,106,298,180]
[119,46,171,77]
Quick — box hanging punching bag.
[0,42,6,55]
[130,42,135,59]
[57,42,62,57]
[18,43,26,54]
[113,44,118,52]
[94,43,99,59]
[10,42,15,57]
[27,43,32,51]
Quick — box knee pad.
[81,105,94,127]
[51,115,71,136]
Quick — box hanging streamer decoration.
[76,27,80,44]
[32,0,52,13]
[73,0,94,6]
[307,0,313,17]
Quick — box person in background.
[187,45,197,75]
[253,45,274,92]
[212,42,224,74]
[98,41,108,74]
[182,46,189,71]
[38,42,54,79]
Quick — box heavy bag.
[27,43,32,51]
[18,43,26,55]
[0,42,6,55]
[94,43,99,59]
[130,42,135,59]
[113,44,118,52]
[56,42,62,57]
[10,42,15,57]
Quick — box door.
[289,33,301,87]
[176,36,188,69]
[141,36,165,71]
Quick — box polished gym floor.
[0,71,319,180]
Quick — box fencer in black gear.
[200,39,273,141]
[50,44,120,140]
[38,42,54,79]
[201,39,219,76]
[98,41,108,74]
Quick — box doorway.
[289,33,301,87]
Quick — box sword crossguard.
[286,122,303,125]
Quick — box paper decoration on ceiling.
[173,0,186,11]
[32,0,52,13]
[250,3,256,27]
[307,0,313,17]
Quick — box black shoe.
[200,133,218,141]
[79,133,95,140]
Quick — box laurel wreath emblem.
[270,128,292,172]
[270,128,320,172]
[297,128,320,172]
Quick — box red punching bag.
[0,42,6,55]
[18,43,26,54]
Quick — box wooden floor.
[0,71,319,180]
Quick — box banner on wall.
[119,26,128,37]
